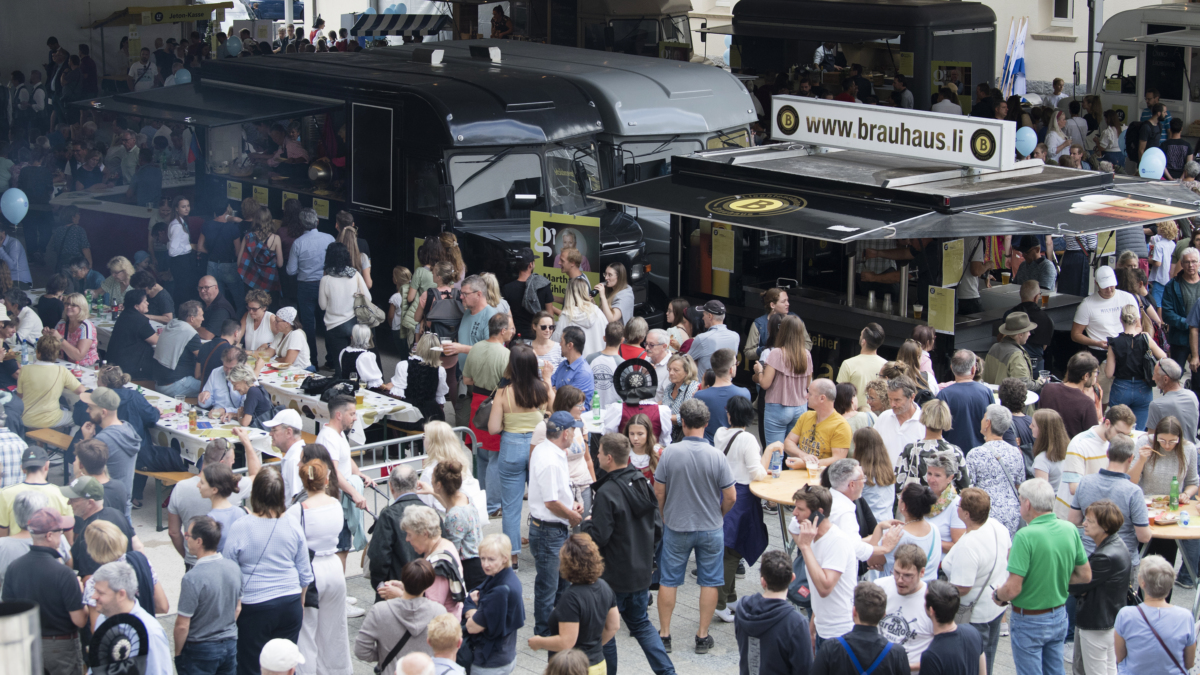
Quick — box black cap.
[515,247,535,266]
[1015,235,1042,252]
[702,299,726,316]
[21,446,49,469]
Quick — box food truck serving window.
[450,152,544,221]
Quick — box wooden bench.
[134,470,194,532]
[26,429,75,485]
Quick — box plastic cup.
[1001,271,1012,284]
[355,392,364,406]
[1041,292,1050,308]
[913,304,923,320]
[805,457,819,473]
[1039,370,1051,381]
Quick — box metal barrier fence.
[235,426,480,519]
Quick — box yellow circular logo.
[705,193,807,217]
[776,105,800,135]
[970,129,997,161]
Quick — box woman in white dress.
[290,459,352,675]
[241,288,276,353]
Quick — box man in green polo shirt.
[992,478,1091,675]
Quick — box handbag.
[472,388,496,430]
[374,630,411,675]
[355,292,386,328]
[300,505,319,609]
[1137,605,1187,674]
[954,528,1001,625]
[1139,333,1158,387]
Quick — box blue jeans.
[529,516,570,636]
[1151,281,1167,306]
[659,526,723,587]
[176,638,237,675]
[499,431,532,554]
[159,375,202,399]
[970,612,1004,675]
[477,445,501,513]
[297,281,321,368]
[603,590,676,675]
[763,403,805,446]
[1010,605,1067,675]
[1109,378,1153,430]
[208,261,245,316]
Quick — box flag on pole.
[999,18,1016,96]
[1012,18,1029,97]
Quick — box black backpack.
[423,287,464,340]
[1125,120,1143,161]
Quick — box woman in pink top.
[752,315,813,445]
[396,505,464,619]
[52,292,99,366]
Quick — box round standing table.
[750,468,823,554]
[1138,501,1200,619]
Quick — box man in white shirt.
[261,409,306,501]
[528,411,584,635]
[92,561,172,675]
[931,88,963,115]
[645,328,672,389]
[1071,266,1137,356]
[955,237,989,315]
[315,396,368,511]
[873,544,934,670]
[793,485,862,644]
[586,321,625,410]
[874,377,926,466]
[824,459,902,563]
[127,47,158,92]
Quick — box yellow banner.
[253,186,268,206]
[927,286,955,335]
[226,181,241,201]
[313,198,329,219]
[898,52,915,78]
[282,191,298,205]
[137,4,229,24]
[531,211,601,305]
[942,238,964,287]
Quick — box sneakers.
[346,604,366,618]
[1176,578,1197,590]
[661,635,672,653]
[694,635,715,654]
[1063,641,1074,663]
[488,509,502,519]
[714,607,735,623]
[347,597,358,605]
[763,501,778,515]
[1000,621,1009,637]
[736,561,746,579]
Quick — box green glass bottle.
[1171,476,1180,512]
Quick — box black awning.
[589,172,1200,242]
[350,13,452,36]
[72,83,341,128]
[701,21,903,43]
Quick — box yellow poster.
[531,211,601,305]
[313,198,329,219]
[713,226,735,273]
[282,191,298,205]
[1098,230,1117,256]
[941,239,964,287]
[128,25,141,67]
[928,286,955,335]
[226,181,241,201]
[1112,104,1130,125]
[898,52,914,78]
[253,186,269,206]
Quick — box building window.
[1053,0,1073,27]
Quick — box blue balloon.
[396,3,406,13]
[1,189,28,226]
[225,35,242,57]
[173,69,192,85]
[1015,127,1037,158]
[724,35,732,47]
[723,49,730,64]
[364,6,376,12]
[1118,128,1127,154]
[1140,147,1167,179]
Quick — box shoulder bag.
[1138,333,1158,387]
[374,630,412,675]
[721,429,744,456]
[1137,605,1187,674]
[355,291,386,329]
[300,505,319,609]
[990,446,1025,531]
[472,386,499,430]
[954,527,1001,625]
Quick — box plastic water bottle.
[592,391,601,424]
[1183,510,1191,528]
[769,448,783,479]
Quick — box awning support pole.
[898,264,909,318]
[846,244,857,307]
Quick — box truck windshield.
[546,147,602,214]
[449,152,544,221]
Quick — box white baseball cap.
[262,408,303,430]
[259,639,305,671]
[1094,265,1117,289]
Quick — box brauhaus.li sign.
[770,95,1018,172]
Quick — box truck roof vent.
[469,45,501,63]
[412,48,444,65]
[506,101,555,112]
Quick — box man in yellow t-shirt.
[0,447,72,536]
[837,323,887,410]
[784,378,852,467]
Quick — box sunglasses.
[538,324,554,331]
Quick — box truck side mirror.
[437,185,454,221]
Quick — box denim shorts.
[659,526,723,587]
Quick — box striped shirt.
[1056,425,1110,510]
[1063,234,1098,252]
[223,513,313,604]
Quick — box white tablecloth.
[256,363,420,443]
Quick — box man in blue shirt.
[551,326,595,410]
[687,300,741,375]
[286,208,334,368]
[444,275,498,424]
[692,349,751,443]
[0,223,31,287]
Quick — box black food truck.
[75,41,754,322]
[585,96,1200,378]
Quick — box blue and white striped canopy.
[349,13,452,37]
